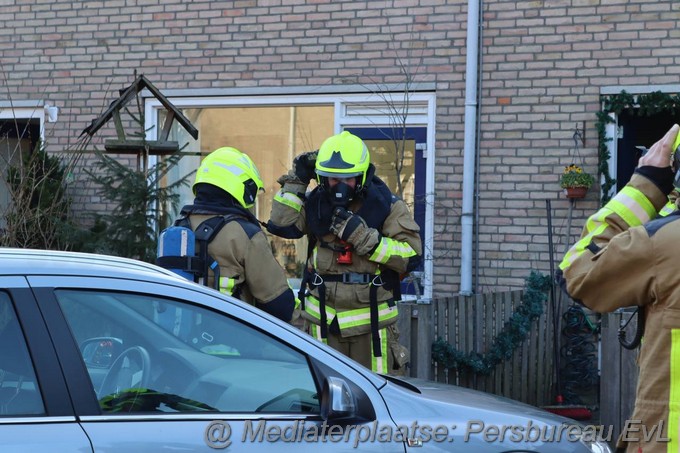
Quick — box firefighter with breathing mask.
[267,131,422,374]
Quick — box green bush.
[83,152,189,262]
[3,142,72,249]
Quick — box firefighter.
[659,188,679,216]
[267,131,422,374]
[557,124,680,453]
[178,147,295,322]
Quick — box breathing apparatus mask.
[324,177,357,208]
[319,163,375,208]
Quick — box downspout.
[460,0,481,295]
[474,0,484,294]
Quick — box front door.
[616,111,680,191]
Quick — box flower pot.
[564,186,588,199]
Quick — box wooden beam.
[81,74,144,137]
[112,110,126,141]
[139,75,199,140]
[81,74,198,142]
[159,110,176,142]
[104,140,180,155]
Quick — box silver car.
[0,249,610,452]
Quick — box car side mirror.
[80,337,123,368]
[320,376,356,421]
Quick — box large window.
[147,92,435,300]
[162,105,334,278]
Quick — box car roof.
[0,248,185,283]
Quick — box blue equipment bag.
[157,225,196,281]
[156,216,235,289]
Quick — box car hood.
[378,377,591,452]
[393,376,568,420]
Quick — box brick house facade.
[2,0,678,297]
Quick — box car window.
[55,289,319,415]
[0,292,45,416]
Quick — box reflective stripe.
[371,328,389,373]
[560,209,609,269]
[218,277,237,295]
[274,189,303,212]
[305,294,396,334]
[669,329,680,453]
[370,238,390,263]
[559,185,655,271]
[369,237,417,264]
[609,186,656,227]
[311,324,327,344]
[335,302,398,329]
[660,200,676,217]
[303,295,336,323]
[214,162,245,177]
[287,280,301,309]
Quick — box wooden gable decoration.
[81,74,198,158]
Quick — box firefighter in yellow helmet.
[557,124,680,453]
[177,147,295,322]
[267,131,422,374]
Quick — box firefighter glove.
[330,207,379,256]
[293,150,318,185]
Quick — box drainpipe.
[460,0,481,296]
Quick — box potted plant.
[559,164,595,199]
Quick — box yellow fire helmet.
[193,147,264,209]
[315,131,371,189]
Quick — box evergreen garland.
[431,271,551,376]
[597,90,680,205]
[596,109,616,206]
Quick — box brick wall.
[2,0,679,294]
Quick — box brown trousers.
[311,323,409,375]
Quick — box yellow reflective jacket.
[558,173,679,453]
[188,214,290,306]
[269,172,423,337]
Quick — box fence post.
[435,299,449,383]
[414,303,434,380]
[397,302,413,376]
[600,311,639,444]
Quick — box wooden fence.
[600,310,639,443]
[397,290,555,408]
[396,292,640,445]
